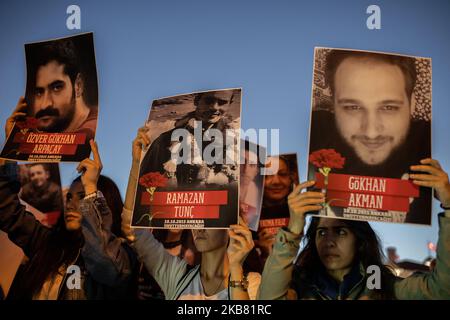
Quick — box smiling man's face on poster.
[333,56,413,166]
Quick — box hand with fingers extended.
[227,221,255,269]
[132,126,151,164]
[5,97,28,138]
[410,158,450,208]
[77,140,103,195]
[287,180,326,235]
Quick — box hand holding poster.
[1,33,99,162]
[307,47,432,225]
[132,89,241,229]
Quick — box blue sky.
[1,0,449,262]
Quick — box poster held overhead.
[307,47,432,225]
[132,88,241,229]
[1,32,99,162]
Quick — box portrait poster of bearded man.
[1,32,98,162]
[307,47,432,225]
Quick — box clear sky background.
[1,0,449,263]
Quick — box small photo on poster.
[132,88,241,229]
[17,163,64,227]
[258,153,299,235]
[308,47,432,225]
[1,32,99,162]
[239,140,266,232]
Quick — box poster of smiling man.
[132,89,241,229]
[1,32,98,162]
[308,47,432,225]
[17,162,64,227]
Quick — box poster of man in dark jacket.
[132,89,241,229]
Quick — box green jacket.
[258,212,450,300]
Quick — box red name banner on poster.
[259,218,289,228]
[140,190,228,219]
[13,132,86,155]
[315,173,419,197]
[13,132,86,144]
[148,205,220,219]
[326,190,411,212]
[18,144,78,155]
[141,190,228,206]
[259,218,290,235]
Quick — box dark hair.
[325,50,417,102]
[152,229,200,265]
[34,39,80,86]
[293,217,396,299]
[28,163,49,172]
[25,36,99,109]
[24,39,80,112]
[9,175,124,299]
[193,91,235,107]
[242,140,265,169]
[11,209,82,299]
[277,155,292,173]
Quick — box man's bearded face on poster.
[32,60,77,132]
[333,57,412,166]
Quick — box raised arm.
[227,221,256,300]
[394,158,450,299]
[258,181,325,300]
[120,128,189,299]
[0,100,49,258]
[0,160,50,258]
[79,140,136,287]
[121,127,150,241]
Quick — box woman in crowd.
[1,110,137,299]
[136,228,199,300]
[256,155,297,263]
[121,127,260,300]
[258,158,450,300]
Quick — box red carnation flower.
[139,172,169,188]
[309,149,345,169]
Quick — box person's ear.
[75,73,83,98]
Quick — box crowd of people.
[0,120,449,300]
[0,45,449,300]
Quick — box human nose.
[271,174,282,184]
[38,90,53,110]
[360,109,383,138]
[211,100,221,110]
[323,233,337,247]
[65,196,77,212]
